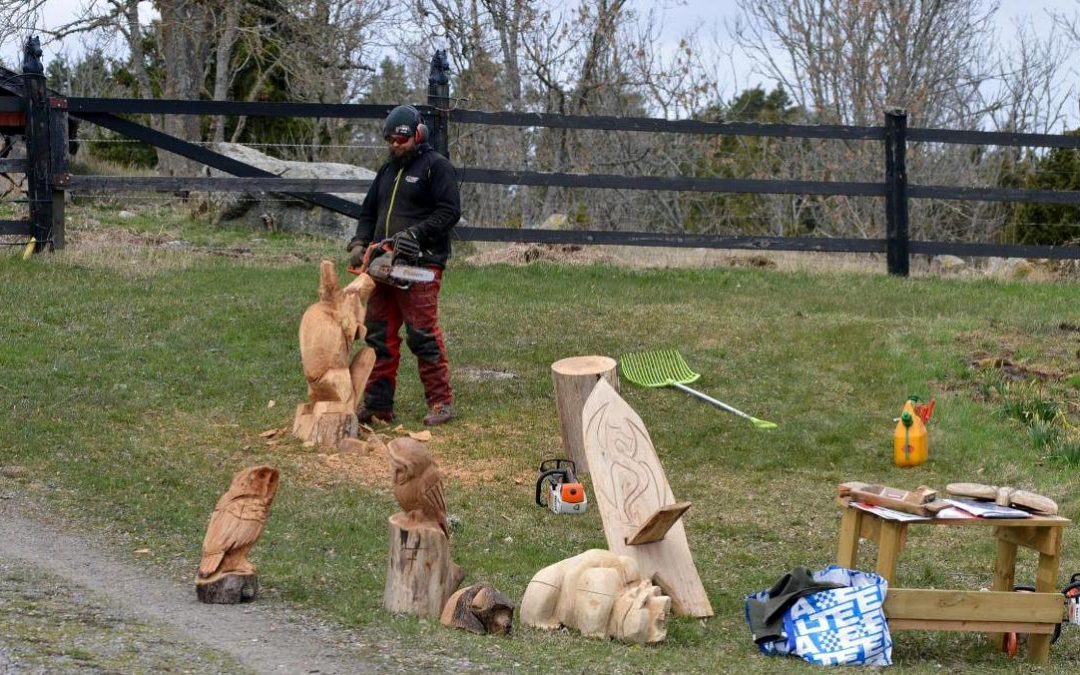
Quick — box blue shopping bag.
[746,565,892,666]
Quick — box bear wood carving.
[440,584,514,635]
[378,436,464,617]
[520,549,671,644]
[293,260,376,445]
[196,465,280,604]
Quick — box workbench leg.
[1028,539,1060,664]
[836,508,862,568]
[875,522,905,584]
[991,536,1018,652]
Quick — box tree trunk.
[550,355,619,476]
[156,0,209,176]
[383,513,464,618]
[211,1,242,144]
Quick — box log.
[292,400,357,446]
[551,355,619,476]
[196,573,259,604]
[383,513,464,617]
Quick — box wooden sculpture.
[293,260,377,445]
[550,355,619,476]
[581,378,713,618]
[196,465,280,604]
[440,584,514,635]
[520,549,671,644]
[946,482,1058,514]
[380,436,464,617]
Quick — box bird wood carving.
[197,465,280,584]
[387,437,448,537]
[298,260,376,407]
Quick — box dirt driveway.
[0,492,474,674]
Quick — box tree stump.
[551,355,619,476]
[292,400,358,446]
[383,513,464,617]
[196,573,259,604]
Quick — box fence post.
[47,95,68,250]
[22,36,54,253]
[427,49,451,160]
[884,109,909,277]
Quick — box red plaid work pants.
[362,269,452,412]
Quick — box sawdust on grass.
[288,429,522,489]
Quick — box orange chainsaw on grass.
[347,237,434,288]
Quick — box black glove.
[392,229,421,263]
[347,240,369,268]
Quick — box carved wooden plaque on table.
[581,379,713,618]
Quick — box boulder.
[929,254,966,275]
[538,213,569,230]
[204,143,375,240]
[985,257,1035,279]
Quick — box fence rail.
[5,38,1080,273]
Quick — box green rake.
[620,349,778,430]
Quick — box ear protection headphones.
[408,106,429,144]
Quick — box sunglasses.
[385,134,412,145]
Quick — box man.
[347,105,460,426]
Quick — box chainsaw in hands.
[348,238,434,288]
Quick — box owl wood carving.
[298,260,376,407]
[387,437,448,537]
[197,465,280,583]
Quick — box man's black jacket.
[348,144,461,268]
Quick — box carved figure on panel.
[196,465,280,603]
[581,379,713,618]
[520,549,671,644]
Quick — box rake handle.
[671,382,757,421]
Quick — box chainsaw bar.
[388,265,435,283]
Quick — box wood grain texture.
[383,514,464,618]
[195,465,279,602]
[551,355,618,476]
[519,549,670,643]
[581,379,712,618]
[626,502,691,545]
[883,589,1062,623]
[293,262,376,445]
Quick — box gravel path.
[0,493,471,674]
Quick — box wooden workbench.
[835,502,1070,664]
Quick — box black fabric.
[745,567,845,645]
[382,105,421,138]
[348,145,461,269]
[405,324,442,364]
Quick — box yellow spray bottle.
[894,399,928,467]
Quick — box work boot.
[357,407,395,425]
[423,403,453,426]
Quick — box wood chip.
[133,548,151,555]
[259,428,279,438]
[409,430,432,442]
[339,438,369,454]
[267,400,276,408]
[393,425,406,434]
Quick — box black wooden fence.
[5,37,1080,275]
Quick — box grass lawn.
[3,207,1080,672]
